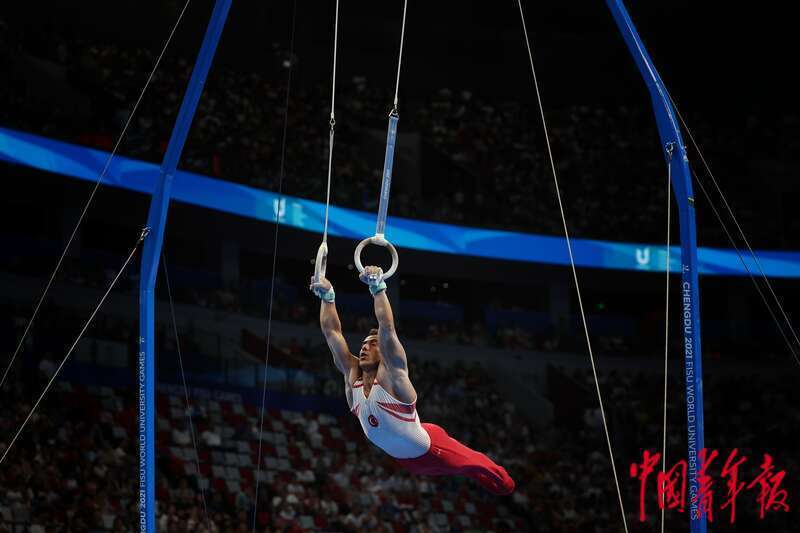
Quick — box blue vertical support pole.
[138,1,231,531]
[605,1,706,531]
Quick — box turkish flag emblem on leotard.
[368,414,379,427]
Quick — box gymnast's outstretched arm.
[310,276,354,376]
[361,266,409,373]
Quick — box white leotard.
[350,378,431,459]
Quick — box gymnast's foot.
[472,465,515,495]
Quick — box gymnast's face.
[358,335,381,370]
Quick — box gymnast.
[310,265,515,495]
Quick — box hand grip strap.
[313,242,328,283]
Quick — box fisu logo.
[368,415,379,427]
[636,247,651,268]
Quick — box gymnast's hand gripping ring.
[354,235,399,282]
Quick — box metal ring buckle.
[353,236,399,281]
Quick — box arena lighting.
[2,126,800,278]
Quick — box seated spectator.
[172,424,191,446]
[199,427,222,447]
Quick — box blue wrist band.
[369,281,387,296]
[315,287,335,303]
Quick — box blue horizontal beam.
[2,126,799,278]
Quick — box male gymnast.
[310,266,514,495]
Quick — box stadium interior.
[1,1,799,532]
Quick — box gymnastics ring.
[354,235,399,281]
[313,242,328,283]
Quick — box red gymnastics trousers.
[394,423,515,495]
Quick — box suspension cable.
[392,0,409,111]
[351,0,408,281]
[660,145,674,533]
[692,169,800,367]
[0,0,194,392]
[515,1,628,530]
[162,255,210,530]
[665,92,800,366]
[0,228,148,466]
[252,1,297,530]
[322,0,340,244]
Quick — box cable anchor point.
[665,141,675,160]
[140,227,152,241]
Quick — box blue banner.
[2,126,799,277]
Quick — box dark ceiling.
[4,0,798,115]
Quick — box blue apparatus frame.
[132,0,705,530]
[138,1,231,531]
[605,1,707,531]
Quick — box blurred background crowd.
[2,300,797,531]
[3,15,799,246]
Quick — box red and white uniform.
[350,378,431,459]
[349,377,516,495]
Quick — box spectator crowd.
[2,300,797,532]
[4,21,797,246]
